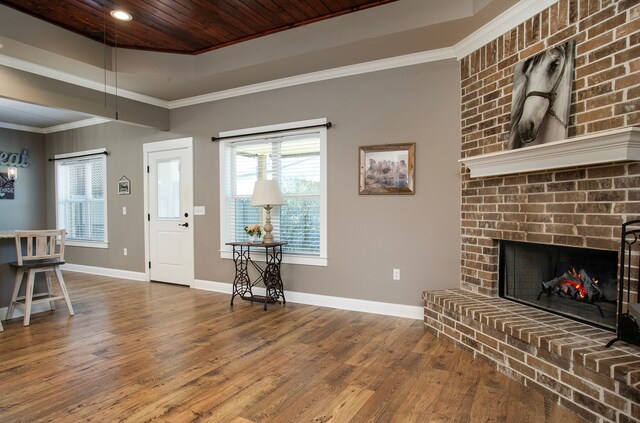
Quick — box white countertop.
[0,231,16,239]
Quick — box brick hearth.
[423,290,640,423]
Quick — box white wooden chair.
[6,230,74,326]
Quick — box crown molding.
[0,121,43,133]
[168,48,456,109]
[0,117,111,134]
[0,54,169,108]
[171,0,555,107]
[0,0,551,111]
[453,0,558,59]
[43,117,112,134]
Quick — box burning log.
[541,267,604,302]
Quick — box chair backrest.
[14,229,65,265]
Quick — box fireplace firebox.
[500,240,618,330]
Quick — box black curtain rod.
[211,122,332,142]
[48,151,109,162]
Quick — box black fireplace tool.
[606,219,640,348]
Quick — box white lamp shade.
[251,180,284,206]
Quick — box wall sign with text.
[0,149,30,167]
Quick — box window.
[220,119,327,266]
[55,149,108,248]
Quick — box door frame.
[143,137,194,285]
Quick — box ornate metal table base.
[226,242,287,310]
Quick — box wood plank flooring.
[0,272,585,422]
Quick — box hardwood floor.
[0,272,585,422]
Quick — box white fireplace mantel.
[459,127,640,178]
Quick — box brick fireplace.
[500,239,619,329]
[424,1,640,422]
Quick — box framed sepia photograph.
[359,143,415,195]
[118,176,131,195]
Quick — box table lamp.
[251,180,284,244]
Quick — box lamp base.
[262,205,274,243]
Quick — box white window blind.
[221,128,325,260]
[55,150,107,246]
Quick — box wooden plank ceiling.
[0,0,398,55]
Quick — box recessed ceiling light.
[110,10,132,21]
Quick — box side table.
[225,241,287,310]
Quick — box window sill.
[220,250,327,267]
[65,240,109,249]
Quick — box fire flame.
[562,267,591,299]
[566,281,587,298]
[543,266,603,302]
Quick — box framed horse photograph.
[359,143,415,195]
[508,39,575,150]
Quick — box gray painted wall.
[0,128,46,230]
[177,60,461,306]
[44,122,181,271]
[44,60,461,307]
[0,128,47,307]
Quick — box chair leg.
[45,271,56,311]
[23,269,36,326]
[7,269,24,320]
[54,266,74,316]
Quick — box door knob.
[178,222,189,227]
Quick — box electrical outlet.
[123,248,128,256]
[122,206,127,215]
[393,268,400,280]
[194,206,205,215]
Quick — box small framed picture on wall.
[118,176,131,195]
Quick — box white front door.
[144,139,194,286]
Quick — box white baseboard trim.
[60,264,147,281]
[25,268,422,320]
[193,279,423,320]
[0,303,52,321]
[192,279,233,293]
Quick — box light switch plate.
[194,206,205,215]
